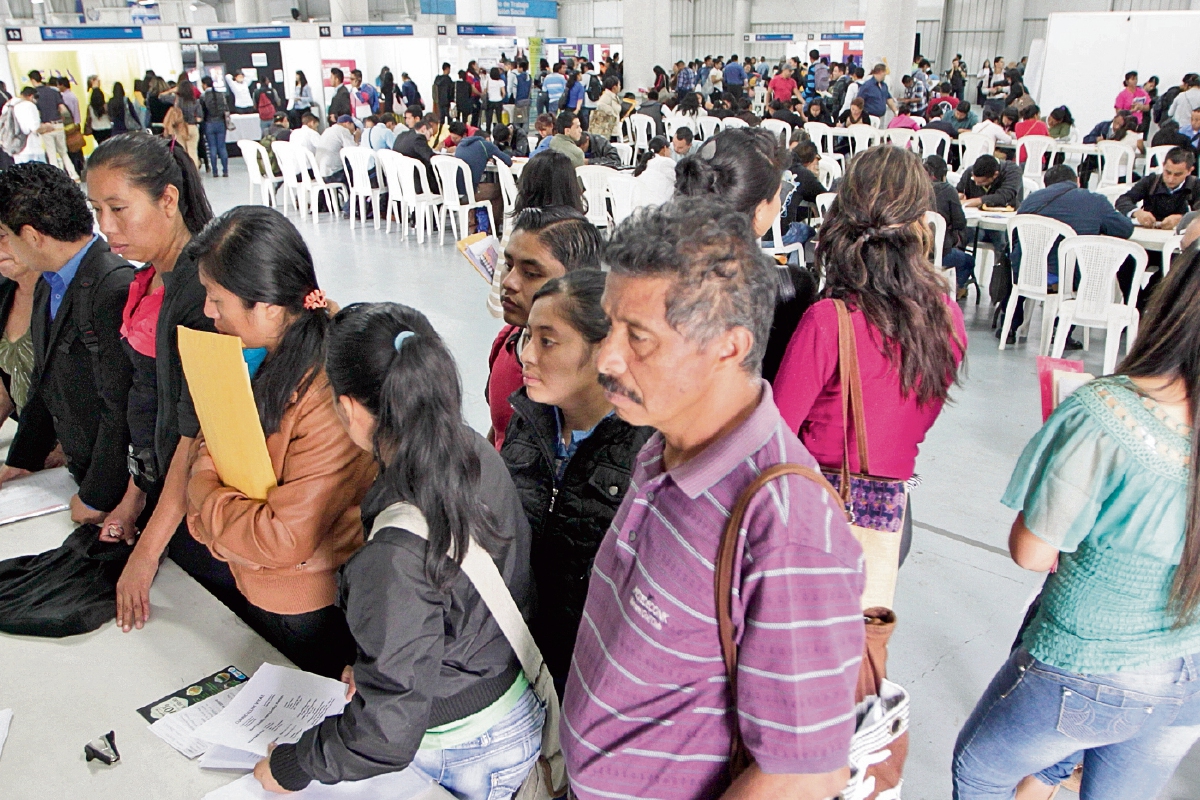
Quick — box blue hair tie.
[393,330,416,351]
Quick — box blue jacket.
[858,77,891,117]
[723,62,746,86]
[454,136,510,192]
[1012,182,1135,282]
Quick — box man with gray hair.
[561,201,865,800]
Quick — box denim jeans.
[953,648,1200,800]
[944,247,976,288]
[410,685,544,800]
[203,121,228,175]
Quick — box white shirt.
[583,71,599,109]
[290,124,320,156]
[6,98,44,161]
[316,124,356,177]
[842,80,862,113]
[1170,87,1200,128]
[971,119,1013,151]
[225,76,254,109]
[486,76,505,103]
[634,155,676,208]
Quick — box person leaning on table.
[1116,146,1200,231]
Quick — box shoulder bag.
[370,503,567,800]
[717,462,909,800]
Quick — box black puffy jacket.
[501,388,652,682]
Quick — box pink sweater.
[772,298,966,480]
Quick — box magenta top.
[772,297,967,480]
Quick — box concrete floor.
[7,160,1197,798]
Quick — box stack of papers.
[456,233,502,284]
[204,769,455,799]
[0,468,76,526]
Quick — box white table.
[0,509,288,800]
[964,209,1175,252]
[228,114,263,144]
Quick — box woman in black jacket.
[256,302,541,798]
[500,270,652,689]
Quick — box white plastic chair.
[915,128,952,159]
[576,165,614,231]
[697,116,723,141]
[764,214,803,259]
[1096,185,1125,207]
[1162,234,1184,279]
[271,140,305,215]
[238,140,281,207]
[1050,235,1149,374]
[1097,141,1134,188]
[612,142,634,167]
[761,117,791,145]
[619,116,634,144]
[394,154,442,243]
[1023,176,1042,196]
[817,156,842,190]
[1145,145,1175,175]
[492,156,520,236]
[957,132,990,169]
[999,215,1078,354]
[607,172,637,225]
[869,115,884,129]
[629,114,656,155]
[297,148,346,223]
[373,149,406,235]
[925,210,949,289]
[722,116,748,129]
[1018,135,1054,183]
[431,155,495,244]
[340,147,380,230]
[815,192,836,223]
[844,124,875,155]
[886,128,917,151]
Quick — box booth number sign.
[5,28,21,41]
[319,25,331,37]
[178,26,192,39]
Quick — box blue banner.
[821,32,863,41]
[207,26,290,41]
[343,25,413,37]
[754,33,793,42]
[543,37,567,44]
[456,25,517,36]
[497,0,556,17]
[420,0,456,13]
[41,26,142,40]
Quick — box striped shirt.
[561,382,865,800]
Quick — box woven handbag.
[822,298,908,611]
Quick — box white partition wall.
[1033,10,1200,132]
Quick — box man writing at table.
[1116,147,1200,231]
[959,154,1025,316]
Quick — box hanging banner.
[207,26,290,42]
[41,26,142,40]
[496,0,556,18]
[343,25,414,37]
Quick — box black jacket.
[582,133,622,167]
[327,85,351,121]
[392,129,440,193]
[1116,174,1200,221]
[957,159,1024,208]
[273,430,534,790]
[433,73,455,111]
[500,388,652,682]
[931,179,969,250]
[6,239,134,512]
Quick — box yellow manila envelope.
[177,327,277,500]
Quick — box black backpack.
[586,74,603,102]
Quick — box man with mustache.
[562,201,865,800]
[487,206,602,450]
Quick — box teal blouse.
[1002,375,1200,672]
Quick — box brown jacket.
[187,370,377,614]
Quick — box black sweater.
[271,429,533,790]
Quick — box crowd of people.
[1,44,1200,800]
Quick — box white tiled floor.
[199,162,1200,799]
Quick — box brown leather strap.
[832,299,871,484]
[716,463,847,778]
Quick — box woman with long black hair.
[953,242,1200,800]
[86,85,112,144]
[185,206,376,677]
[107,82,140,134]
[85,132,223,629]
[253,302,541,797]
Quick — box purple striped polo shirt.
[562,382,865,800]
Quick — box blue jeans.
[203,121,228,175]
[410,685,544,800]
[944,247,976,288]
[953,648,1200,800]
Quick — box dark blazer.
[1116,174,1200,220]
[327,86,351,121]
[501,388,652,682]
[392,129,440,193]
[931,179,969,249]
[6,239,134,512]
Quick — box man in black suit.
[0,163,134,522]
[392,113,441,193]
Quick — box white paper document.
[203,769,454,800]
[0,709,12,759]
[150,684,246,758]
[199,744,261,771]
[194,664,348,757]
[0,468,76,526]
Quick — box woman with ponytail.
[85,132,232,629]
[773,145,966,564]
[254,302,540,796]
[185,206,375,677]
[673,125,818,381]
[953,241,1200,799]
